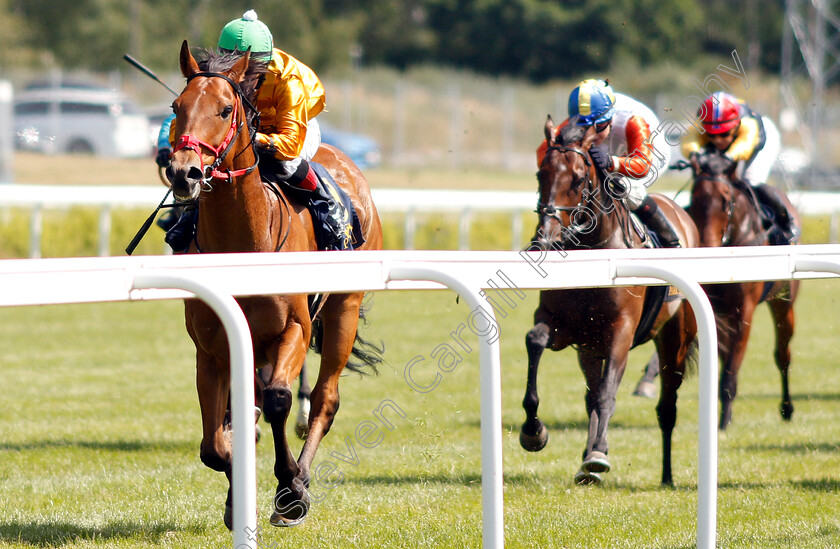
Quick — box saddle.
[261,157,366,252]
[307,162,365,251]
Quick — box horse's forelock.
[558,122,587,146]
[193,48,268,103]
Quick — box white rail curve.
[2,245,840,548]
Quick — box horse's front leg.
[654,305,693,487]
[263,323,309,527]
[717,299,757,430]
[194,349,235,529]
[769,289,796,421]
[575,348,629,485]
[296,294,364,502]
[520,320,551,452]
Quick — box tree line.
[1,0,786,82]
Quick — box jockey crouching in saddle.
[682,91,799,243]
[537,79,682,248]
[155,10,352,252]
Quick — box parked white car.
[14,84,151,158]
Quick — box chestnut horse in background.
[519,118,699,486]
[684,152,800,429]
[166,41,383,528]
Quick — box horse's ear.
[544,115,555,144]
[180,40,200,78]
[581,124,598,150]
[229,48,251,84]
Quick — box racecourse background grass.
[1,280,839,548]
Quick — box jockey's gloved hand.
[254,132,272,152]
[690,151,710,174]
[155,148,172,168]
[589,146,613,172]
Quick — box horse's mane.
[698,148,737,178]
[194,48,268,104]
[558,120,587,146]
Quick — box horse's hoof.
[519,422,548,452]
[582,451,611,474]
[780,401,794,421]
[574,469,602,485]
[224,505,233,531]
[269,511,307,528]
[295,421,309,440]
[270,479,310,527]
[632,380,657,399]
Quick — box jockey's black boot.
[634,195,681,248]
[156,207,181,232]
[164,205,198,252]
[753,183,799,243]
[285,160,352,250]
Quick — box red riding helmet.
[698,92,741,134]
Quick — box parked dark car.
[319,122,381,169]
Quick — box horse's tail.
[683,333,700,379]
[309,299,384,376]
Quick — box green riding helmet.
[218,9,273,61]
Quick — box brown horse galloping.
[166,41,383,528]
[519,118,699,486]
[685,152,800,429]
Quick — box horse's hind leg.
[520,320,550,452]
[262,323,309,527]
[632,352,660,398]
[769,287,797,421]
[295,359,312,439]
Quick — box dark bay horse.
[686,152,800,429]
[520,118,699,486]
[166,41,383,528]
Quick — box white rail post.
[98,204,112,257]
[131,272,258,549]
[30,204,43,259]
[387,264,504,549]
[614,262,719,549]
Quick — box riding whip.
[125,187,173,255]
[123,54,179,96]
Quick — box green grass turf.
[0,279,839,547]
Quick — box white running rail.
[3,185,840,256]
[2,245,840,548]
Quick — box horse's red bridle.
[172,72,258,182]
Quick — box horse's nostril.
[187,166,204,182]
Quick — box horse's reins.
[695,173,766,247]
[172,71,260,184]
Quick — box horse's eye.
[221,105,233,119]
